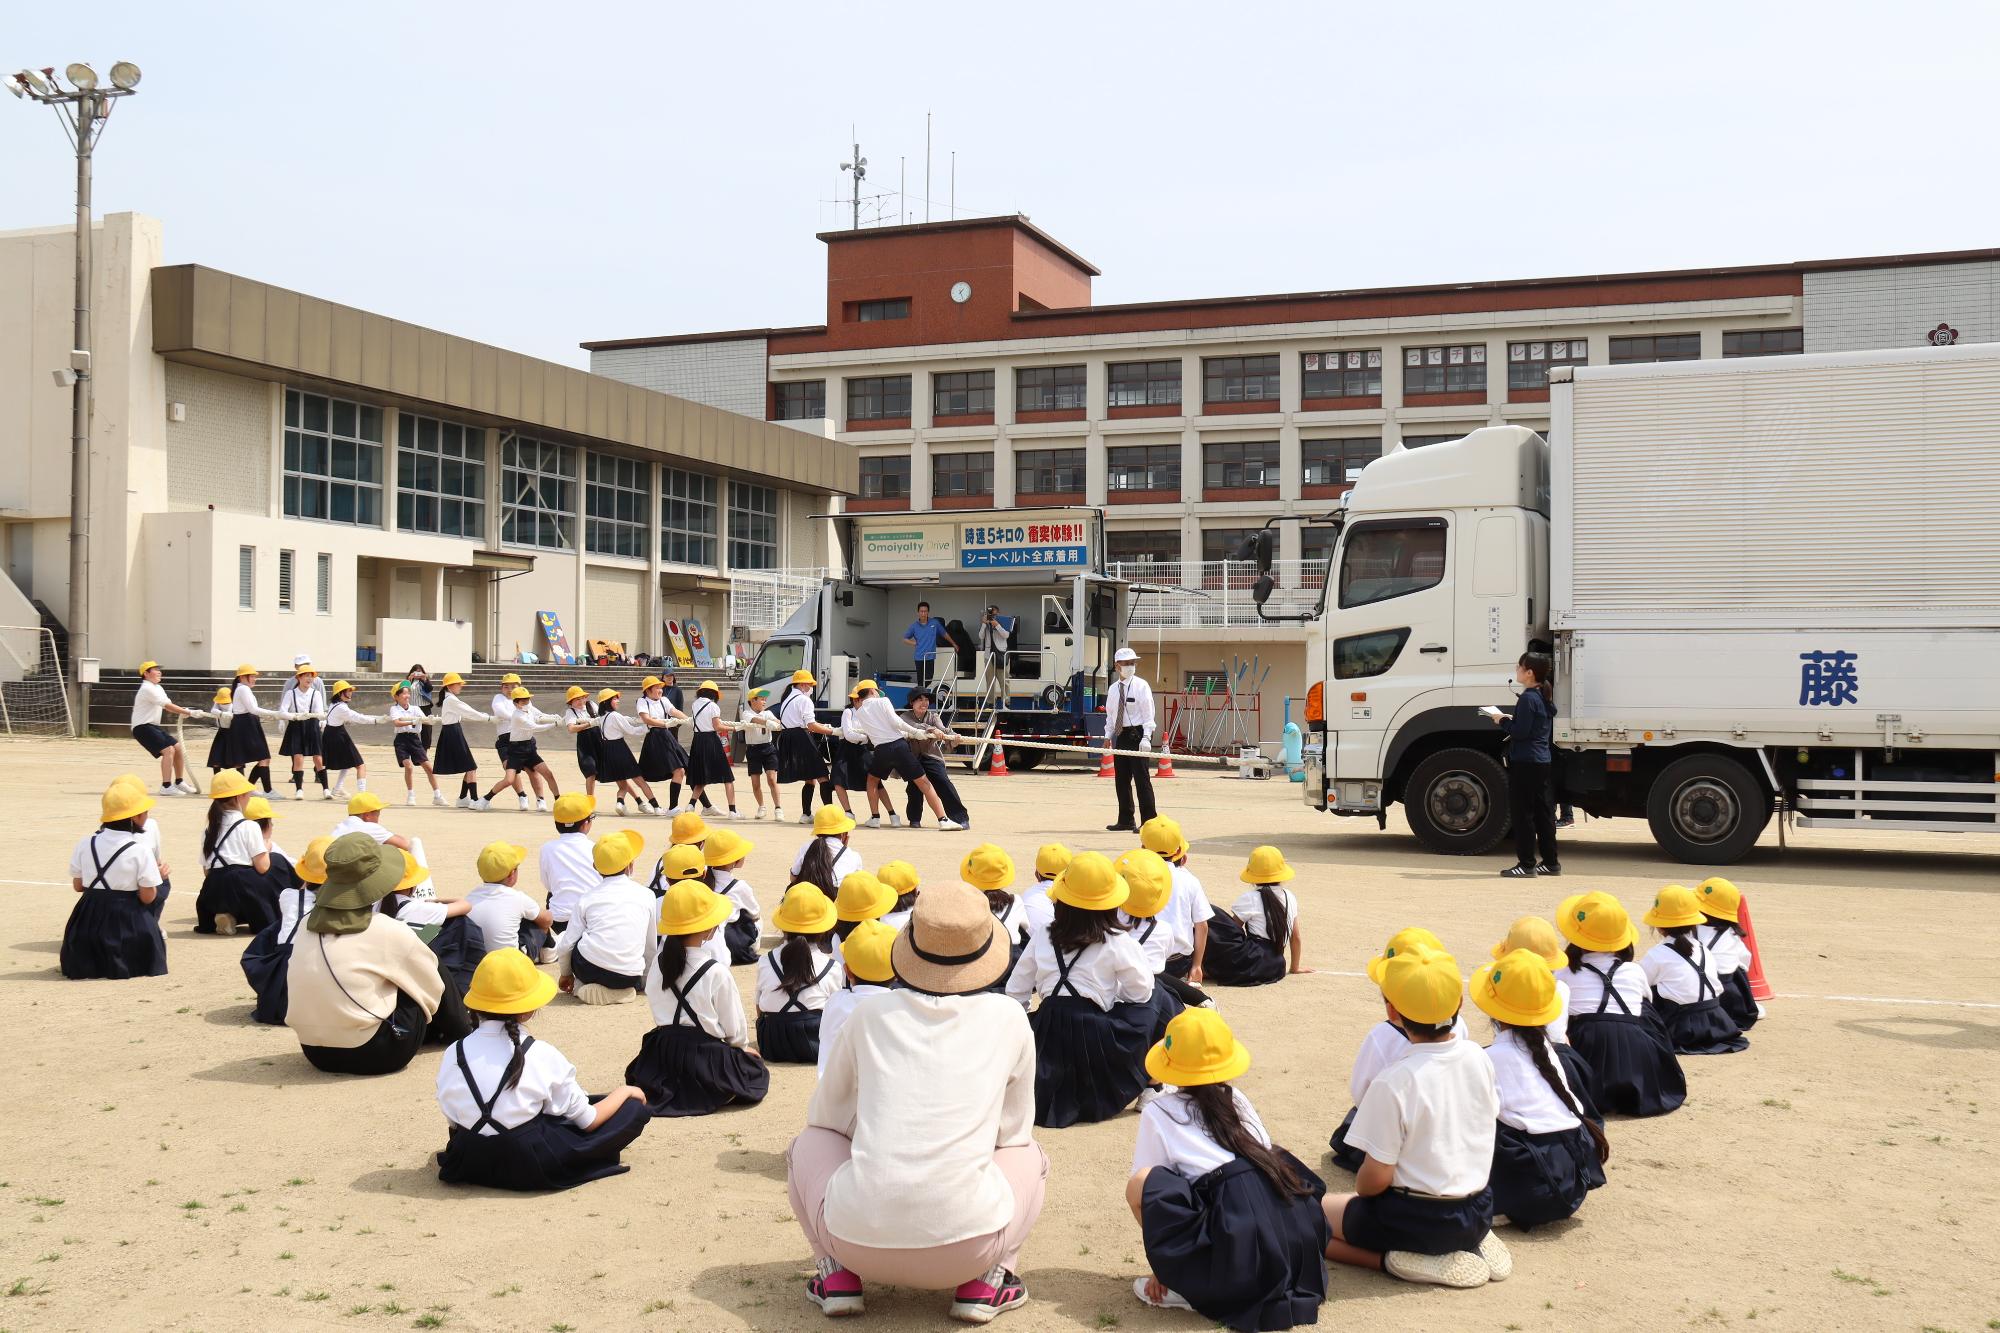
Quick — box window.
[858,455,911,501]
[500,435,577,550]
[1302,349,1383,399]
[854,298,910,322]
[1201,527,1260,564]
[773,380,826,420]
[1106,444,1181,492]
[932,370,994,417]
[1016,364,1087,412]
[1723,328,1804,358]
[237,546,255,610]
[1202,355,1281,404]
[315,553,332,615]
[1400,433,1463,449]
[1609,333,1701,364]
[728,481,778,570]
[846,375,912,422]
[1334,628,1413,679]
[1015,448,1085,495]
[1507,339,1588,391]
[1403,344,1487,395]
[284,389,383,526]
[1338,518,1448,608]
[1106,530,1180,567]
[277,549,294,612]
[1301,525,1337,570]
[1301,438,1380,487]
[1107,360,1182,408]
[1203,440,1280,489]
[396,413,487,537]
[584,453,650,557]
[931,451,994,499]
[660,468,717,566]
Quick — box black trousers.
[1509,760,1560,870]
[904,752,969,826]
[1112,726,1156,827]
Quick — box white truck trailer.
[1258,342,2000,863]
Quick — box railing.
[1112,559,1329,628]
[728,568,829,637]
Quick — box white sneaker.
[653,804,672,817]
[1384,1249,1490,1288]
[321,786,336,800]
[405,792,417,807]
[888,812,903,828]
[1131,1276,1193,1311]
[937,819,966,832]
[1477,1231,1512,1282]
[160,783,177,799]
[728,808,743,821]
[517,795,531,811]
[753,805,767,821]
[864,815,882,829]
[798,812,813,825]
[456,797,471,810]
[212,913,237,938]
[176,780,200,796]
[772,810,785,824]
[431,792,446,806]
[291,786,307,802]
[474,797,490,812]
[615,801,628,816]
[536,798,551,813]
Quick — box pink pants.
[785,1127,1049,1289]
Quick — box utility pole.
[924,111,932,222]
[839,137,867,230]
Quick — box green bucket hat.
[305,832,404,935]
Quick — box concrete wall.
[1804,262,2000,353]
[164,362,272,513]
[377,616,473,672]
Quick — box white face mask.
[1118,664,1135,679]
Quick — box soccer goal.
[0,625,75,737]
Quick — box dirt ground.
[1,737,1996,1333]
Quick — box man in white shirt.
[130,661,201,795]
[851,682,965,831]
[1103,646,1158,832]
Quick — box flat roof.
[813,214,1102,277]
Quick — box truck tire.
[1646,754,1771,865]
[1001,742,1042,772]
[1404,748,1512,855]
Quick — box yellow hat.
[958,844,1015,892]
[658,844,706,883]
[670,810,710,845]
[1034,843,1074,879]
[464,948,558,1015]
[500,672,522,685]
[840,919,898,984]
[1379,944,1464,1026]
[476,841,529,883]
[394,850,426,893]
[233,663,259,678]
[1366,926,1445,984]
[813,805,856,837]
[330,679,354,696]
[244,796,277,822]
[790,668,816,686]
[773,883,838,935]
[703,826,753,868]
[101,780,154,824]
[1139,815,1187,860]
[1643,884,1706,930]
[698,679,719,693]
[658,878,732,936]
[1557,891,1638,953]
[1116,849,1173,918]
[212,687,232,705]
[1050,851,1129,912]
[440,672,464,688]
[295,663,316,677]
[296,835,334,886]
[510,686,532,701]
[641,675,663,690]
[592,829,645,876]
[565,685,587,703]
[390,680,412,697]
[876,859,919,895]
[1145,1008,1251,1088]
[347,790,387,816]
[854,678,878,695]
[1472,948,1566,1028]
[835,871,896,922]
[136,660,160,675]
[1240,845,1294,885]
[208,770,254,801]
[1695,877,1743,924]
[552,792,596,825]
[1491,915,1568,969]
[596,688,621,705]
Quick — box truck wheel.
[1002,742,1042,772]
[1646,754,1771,865]
[1404,748,1511,855]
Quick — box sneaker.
[1384,1249,1489,1288]
[1131,1276,1193,1311]
[937,819,966,832]
[536,798,551,813]
[177,780,201,796]
[1498,864,1535,878]
[1135,1086,1166,1109]
[798,813,814,825]
[536,946,559,965]
[1477,1231,1512,1281]
[616,801,628,816]
[950,1266,1026,1324]
[1534,863,1562,877]
[805,1257,864,1318]
[654,804,672,818]
[291,786,307,802]
[474,798,490,812]
[405,792,417,807]
[517,796,531,811]
[321,786,336,800]
[1554,816,1575,830]
[888,812,903,828]
[754,805,768,821]
[160,783,177,798]
[431,792,446,806]
[771,809,786,823]
[728,808,743,821]
[212,913,238,938]
[864,816,882,829]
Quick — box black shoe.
[1535,863,1562,876]
[1106,822,1137,833]
[1554,817,1575,829]
[1498,864,1535,878]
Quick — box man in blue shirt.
[903,601,942,685]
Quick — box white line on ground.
[1292,968,1999,1010]
[0,878,67,887]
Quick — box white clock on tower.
[950,281,972,303]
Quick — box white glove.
[1139,737,1153,752]
[285,711,307,722]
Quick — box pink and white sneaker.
[949,1267,1027,1324]
[805,1257,864,1317]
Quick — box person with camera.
[977,606,1013,699]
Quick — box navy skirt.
[1327,1106,1365,1174]
[279,719,322,757]
[433,723,477,775]
[1566,1012,1687,1117]
[626,1024,771,1117]
[1654,994,1748,1055]
[724,915,760,966]
[597,735,642,782]
[756,1009,824,1064]
[321,726,364,770]
[1030,995,1155,1128]
[1202,913,1287,988]
[228,717,271,765]
[206,724,233,769]
[436,1098,651,1191]
[573,727,601,780]
[1342,1186,1493,1257]
[1143,976,1185,1045]
[240,924,297,1024]
[687,731,733,786]
[196,864,281,935]
[1555,1041,1605,1127]
[1719,969,1760,1030]
[1141,1153,1329,1333]
[641,728,688,781]
[833,739,871,790]
[132,723,177,757]
[1490,1120,1605,1231]
[393,732,429,766]
[60,890,168,980]
[777,729,829,784]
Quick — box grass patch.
[6,1278,50,1298]
[413,1316,445,1330]
[179,1201,206,1212]
[301,1290,330,1302]
[381,1300,408,1315]
[26,1198,62,1209]
[1759,1098,1791,1110]
[642,1298,673,1313]
[345,1305,372,1316]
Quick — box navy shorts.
[1342,1187,1492,1257]
[868,738,925,782]
[746,744,777,775]
[132,723,178,757]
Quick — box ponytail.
[1256,886,1290,948]
[1183,1084,1311,1197]
[202,799,232,861]
[778,929,833,992]
[1502,1021,1610,1165]
[1519,651,1555,706]
[797,838,841,896]
[985,889,1016,920]
[654,932,691,993]
[1663,924,1696,961]
[465,1009,534,1093]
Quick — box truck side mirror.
[1240,529,1275,574]
[1251,572,1275,608]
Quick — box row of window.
[1100,527,1338,567]
[238,545,333,615]
[281,389,779,569]
[777,330,1805,424]
[855,437,1388,501]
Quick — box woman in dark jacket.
[1494,651,1559,878]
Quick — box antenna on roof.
[839,129,867,231]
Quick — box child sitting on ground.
[756,884,842,1063]
[1640,885,1748,1055]
[1329,928,1471,1171]
[1558,891,1687,1116]
[554,831,655,1006]
[1695,877,1761,1031]
[816,919,897,1076]
[625,877,770,1116]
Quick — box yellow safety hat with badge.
[208,770,254,801]
[136,660,160,676]
[1472,948,1566,1028]
[959,844,1014,891]
[876,859,919,895]
[812,805,856,837]
[476,842,529,884]
[1491,915,1568,968]
[1695,877,1743,923]
[1239,845,1294,885]
[295,835,334,886]
[510,686,532,701]
[1146,1008,1251,1088]
[1379,944,1464,1026]
[1366,926,1445,984]
[464,948,558,1016]
[440,672,465,688]
[1034,843,1074,879]
[346,790,387,816]
[1139,815,1187,861]
[641,675,663,691]
[597,688,621,705]
[773,883,838,935]
[703,826,753,867]
[1558,890,1638,952]
[840,918,898,985]
[565,685,587,703]
[101,780,155,824]
[835,871,896,922]
[394,850,426,894]
[212,687,232,706]
[1050,850,1129,912]
[592,829,645,876]
[552,793,596,825]
[1643,884,1706,930]
[330,680,354,697]
[500,672,522,685]
[790,668,816,686]
[658,878,732,936]
[670,810,710,845]
[245,796,277,821]
[1116,848,1173,919]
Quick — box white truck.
[1256,342,2000,863]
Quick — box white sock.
[356,778,368,792]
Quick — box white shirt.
[1701,924,1749,976]
[71,829,162,894]
[1347,1036,1498,1197]
[1022,881,1056,934]
[1488,1028,1584,1135]
[1160,865,1214,959]
[741,707,777,747]
[1103,674,1156,741]
[638,694,686,726]
[439,693,488,725]
[714,870,760,925]
[435,1021,594,1134]
[690,698,725,734]
[232,682,281,720]
[508,703,556,743]
[1349,1015,1474,1105]
[778,689,818,730]
[554,874,658,981]
[463,883,544,953]
[1231,886,1298,945]
[537,833,598,924]
[489,694,517,730]
[131,680,172,729]
[1007,922,1154,1009]
[1560,954,1652,1017]
[326,700,381,729]
[389,703,427,734]
[210,703,232,729]
[791,836,862,884]
[816,983,889,1075]
[880,907,913,935]
[275,882,317,942]
[648,948,750,1045]
[329,815,393,845]
[564,703,595,733]
[1641,939,1724,1004]
[1132,1087,1271,1178]
[1547,978,1572,1045]
[279,680,326,717]
[600,709,648,742]
[852,695,927,747]
[205,815,266,869]
[1118,911,1172,972]
[755,948,841,1014]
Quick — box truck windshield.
[748,640,806,692]
[1338,519,1447,608]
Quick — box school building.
[0,213,854,681]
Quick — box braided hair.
[466,1008,533,1093]
[1497,1020,1610,1164]
[1660,923,1698,962]
[1254,887,1291,948]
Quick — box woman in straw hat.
[240,835,332,1025]
[195,770,280,937]
[787,880,1044,1324]
[625,877,770,1117]
[434,950,652,1191]
[61,779,170,979]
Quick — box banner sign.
[959,518,1090,570]
[856,523,957,574]
[536,610,575,665]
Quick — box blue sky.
[5,1,1996,367]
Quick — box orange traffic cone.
[1738,893,1773,1002]
[1154,748,1177,779]
[1097,746,1115,778]
[988,743,1009,777]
